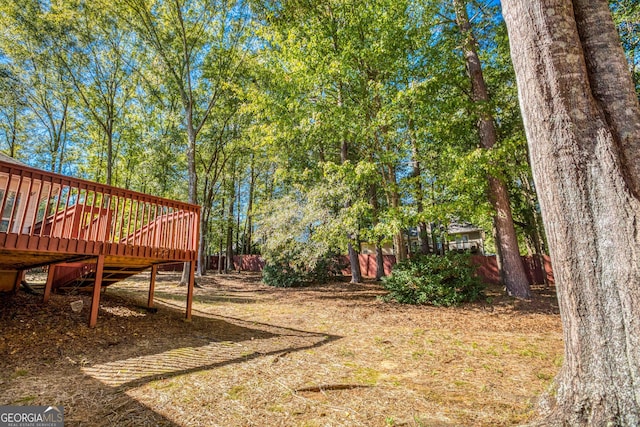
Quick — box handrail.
[0,160,200,256]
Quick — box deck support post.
[12,270,24,294]
[89,255,105,328]
[148,264,158,308]
[43,265,56,303]
[185,261,195,321]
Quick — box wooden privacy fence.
[195,254,554,285]
[470,255,554,285]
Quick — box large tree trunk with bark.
[502,0,640,424]
[454,0,531,298]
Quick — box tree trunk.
[409,125,429,256]
[502,0,640,424]
[339,85,362,284]
[368,182,386,280]
[347,242,361,283]
[218,196,225,275]
[375,240,385,281]
[454,0,530,298]
[521,170,549,287]
[180,121,199,284]
[106,130,113,186]
[198,212,206,276]
[244,155,255,255]
[225,172,235,274]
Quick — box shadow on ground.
[0,287,339,426]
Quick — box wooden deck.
[0,158,200,327]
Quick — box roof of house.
[448,222,483,234]
[0,152,29,167]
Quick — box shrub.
[262,259,307,288]
[262,252,344,288]
[382,253,484,306]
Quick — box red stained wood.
[89,255,105,328]
[0,159,200,326]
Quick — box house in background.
[445,222,485,253]
[361,222,485,256]
[0,153,200,327]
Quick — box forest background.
[0,0,637,281]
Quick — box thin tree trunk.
[244,155,255,255]
[368,182,386,280]
[390,182,407,262]
[521,171,548,286]
[454,0,530,298]
[225,168,236,273]
[235,177,241,261]
[198,212,206,276]
[375,239,385,281]
[339,85,362,284]
[408,116,429,255]
[180,112,199,284]
[218,195,225,275]
[9,107,18,157]
[502,0,640,424]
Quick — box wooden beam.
[12,270,24,294]
[89,255,105,328]
[43,264,56,303]
[148,264,158,308]
[185,261,195,321]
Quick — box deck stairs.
[50,262,149,292]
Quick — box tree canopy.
[0,0,636,283]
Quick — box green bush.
[262,253,345,288]
[262,259,308,288]
[382,253,484,306]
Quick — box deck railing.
[0,159,199,258]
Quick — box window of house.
[455,235,469,250]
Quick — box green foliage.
[382,253,484,306]
[610,0,640,95]
[262,252,345,288]
[261,256,308,288]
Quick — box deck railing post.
[7,172,24,233]
[28,175,45,235]
[19,172,35,233]
[44,179,58,236]
[0,172,11,224]
[0,160,202,326]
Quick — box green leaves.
[382,253,484,306]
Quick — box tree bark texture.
[375,241,385,281]
[409,116,430,255]
[454,0,531,298]
[369,183,386,280]
[339,94,362,284]
[502,0,640,424]
[180,118,199,283]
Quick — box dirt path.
[0,272,562,426]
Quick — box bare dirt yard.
[0,271,563,426]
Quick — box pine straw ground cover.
[0,271,562,426]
